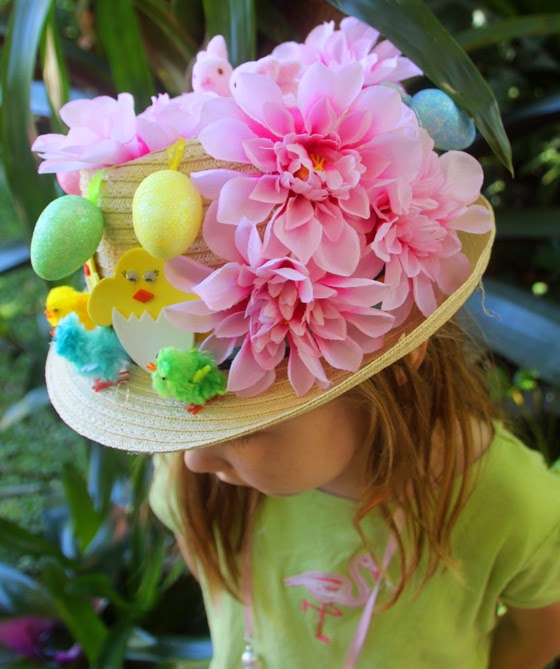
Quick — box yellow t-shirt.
[149,423,560,669]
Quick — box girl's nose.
[183,446,229,475]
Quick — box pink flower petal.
[164,300,219,333]
[436,252,471,295]
[298,62,363,117]
[317,336,363,371]
[242,137,278,172]
[313,222,360,276]
[447,204,493,233]
[227,340,271,392]
[217,175,275,225]
[196,264,249,310]
[202,201,244,262]
[413,272,438,316]
[199,118,257,162]
[190,169,240,200]
[439,151,483,204]
[232,72,292,136]
[164,255,213,293]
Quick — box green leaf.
[65,573,132,612]
[171,0,205,44]
[132,533,167,613]
[457,13,560,51]
[464,279,560,386]
[0,516,72,565]
[42,560,108,663]
[0,562,56,616]
[328,0,513,174]
[256,0,295,44]
[202,0,256,66]
[39,5,70,132]
[62,462,103,554]
[87,441,126,515]
[135,0,198,59]
[92,620,134,669]
[0,386,50,431]
[0,0,58,243]
[94,0,156,111]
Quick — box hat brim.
[45,203,494,454]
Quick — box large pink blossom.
[272,17,421,87]
[370,131,493,322]
[32,92,212,175]
[164,219,394,397]
[192,61,420,276]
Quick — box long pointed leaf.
[94,0,155,111]
[328,0,513,174]
[92,621,134,669]
[42,560,108,663]
[464,279,560,385]
[457,13,560,51]
[0,517,73,565]
[0,563,56,617]
[203,0,256,66]
[0,0,58,242]
[39,6,70,132]
[62,463,103,554]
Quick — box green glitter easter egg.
[31,195,104,280]
[132,170,203,260]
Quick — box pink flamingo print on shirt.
[284,553,380,643]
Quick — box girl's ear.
[407,339,429,370]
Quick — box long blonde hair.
[167,318,501,603]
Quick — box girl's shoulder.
[461,420,560,544]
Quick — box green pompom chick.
[150,347,227,410]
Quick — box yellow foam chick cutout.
[88,247,196,327]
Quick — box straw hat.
[42,139,494,453]
[34,19,496,454]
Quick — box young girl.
[149,319,560,669]
[31,15,560,669]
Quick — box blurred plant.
[0,444,211,668]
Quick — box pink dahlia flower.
[32,93,143,173]
[165,219,393,397]
[32,92,211,174]
[192,62,419,276]
[272,17,421,88]
[370,131,493,321]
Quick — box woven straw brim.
[46,210,494,454]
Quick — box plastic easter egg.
[31,195,104,281]
[411,89,476,151]
[132,170,203,260]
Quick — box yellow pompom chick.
[45,286,95,331]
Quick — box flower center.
[294,152,327,180]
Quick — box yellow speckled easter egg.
[132,170,203,259]
[31,195,104,281]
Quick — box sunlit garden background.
[0,0,559,666]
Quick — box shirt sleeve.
[500,519,560,608]
[149,452,182,534]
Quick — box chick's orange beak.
[146,362,157,372]
[133,289,154,303]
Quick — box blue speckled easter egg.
[31,195,104,280]
[411,89,476,151]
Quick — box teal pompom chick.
[149,347,227,413]
[53,312,130,391]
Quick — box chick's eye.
[126,270,138,283]
[144,270,157,282]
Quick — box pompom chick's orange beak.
[146,362,157,372]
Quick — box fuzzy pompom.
[151,347,227,406]
[54,313,130,382]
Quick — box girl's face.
[183,399,370,499]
